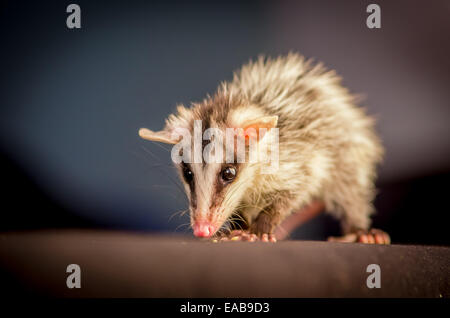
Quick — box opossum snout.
[192,220,217,238]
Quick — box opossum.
[139,53,390,244]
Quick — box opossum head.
[139,97,278,238]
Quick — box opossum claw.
[268,234,277,242]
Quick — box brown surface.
[0,230,448,298]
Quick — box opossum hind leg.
[328,229,390,244]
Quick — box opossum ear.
[138,128,181,144]
[242,115,278,143]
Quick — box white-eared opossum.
[139,53,390,244]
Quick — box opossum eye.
[183,167,194,183]
[221,166,236,182]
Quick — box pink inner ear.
[229,123,272,149]
[243,124,269,144]
[244,126,259,141]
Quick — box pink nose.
[193,221,216,238]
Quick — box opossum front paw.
[249,212,277,242]
[216,230,276,242]
[328,229,390,244]
[220,230,258,242]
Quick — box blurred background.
[0,0,449,245]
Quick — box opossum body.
[139,53,389,244]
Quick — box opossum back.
[226,53,339,110]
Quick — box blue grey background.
[1,0,449,241]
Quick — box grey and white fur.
[139,53,390,244]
